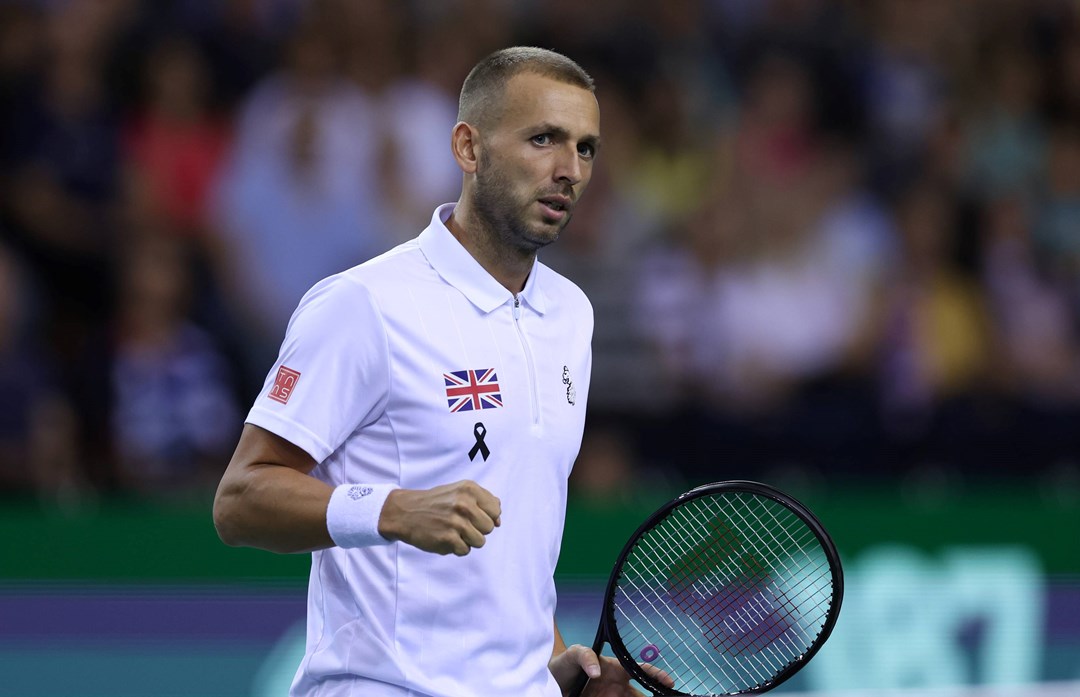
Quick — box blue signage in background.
[807,546,1046,690]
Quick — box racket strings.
[612,492,836,695]
[664,500,827,655]
[616,530,779,691]
[618,538,810,691]
[616,551,813,692]
[616,534,765,689]
[618,535,754,688]
[634,505,815,685]
[717,501,834,648]
[653,497,828,663]
[663,509,805,656]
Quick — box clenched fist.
[378,480,502,555]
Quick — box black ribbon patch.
[468,422,490,461]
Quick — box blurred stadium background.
[0,0,1078,695]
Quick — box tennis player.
[213,47,655,696]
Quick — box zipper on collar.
[512,296,540,426]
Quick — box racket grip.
[566,669,590,697]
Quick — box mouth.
[537,195,573,220]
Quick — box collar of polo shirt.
[418,203,549,316]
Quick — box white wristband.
[326,483,397,548]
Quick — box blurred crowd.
[1,0,1079,503]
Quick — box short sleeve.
[245,273,390,463]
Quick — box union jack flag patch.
[444,368,503,412]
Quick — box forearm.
[214,427,502,557]
[214,462,334,554]
[553,617,568,658]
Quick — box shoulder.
[287,241,426,329]
[337,238,429,291]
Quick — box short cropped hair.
[458,46,594,129]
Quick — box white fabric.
[245,204,593,697]
[325,483,397,548]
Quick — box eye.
[531,134,552,146]
[577,142,595,159]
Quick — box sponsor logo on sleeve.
[268,366,301,404]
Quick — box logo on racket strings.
[667,518,786,655]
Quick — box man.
[214,47,664,696]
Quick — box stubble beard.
[472,154,571,257]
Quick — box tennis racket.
[567,480,843,696]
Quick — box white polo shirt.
[246,204,593,697]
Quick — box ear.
[450,121,480,174]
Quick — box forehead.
[495,72,600,136]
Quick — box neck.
[446,199,535,294]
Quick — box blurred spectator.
[0,243,82,499]
[209,18,389,387]
[962,41,1047,200]
[876,179,993,430]
[624,72,718,226]
[109,229,240,496]
[2,2,120,291]
[0,4,44,149]
[981,195,1080,401]
[1034,124,1080,289]
[860,0,959,192]
[121,36,231,239]
[635,140,889,474]
[192,0,292,110]
[331,0,408,95]
[635,54,877,413]
[0,2,125,490]
[635,186,750,413]
[734,49,822,190]
[379,15,484,239]
[1047,19,1080,123]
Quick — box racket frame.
[587,480,844,696]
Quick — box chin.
[530,224,564,248]
[512,218,564,251]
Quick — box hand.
[550,644,674,697]
[378,480,501,555]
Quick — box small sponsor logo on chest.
[562,365,576,405]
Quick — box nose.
[554,145,583,187]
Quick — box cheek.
[486,151,530,182]
[515,155,548,183]
[486,148,553,199]
[577,165,595,189]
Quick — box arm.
[213,423,333,553]
[553,618,568,657]
[213,424,504,555]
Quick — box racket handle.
[566,670,590,697]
